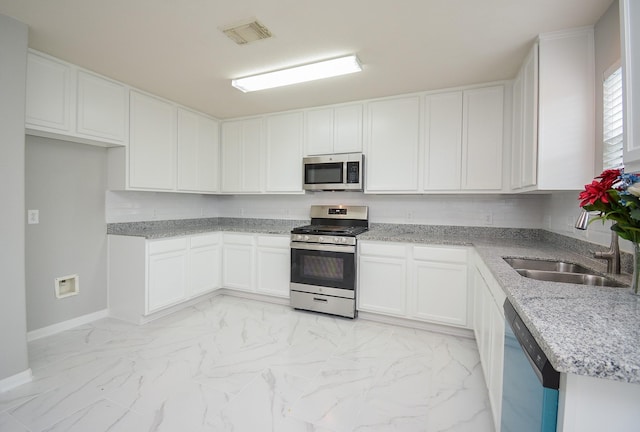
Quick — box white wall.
[25,136,109,331]
[106,191,545,228]
[0,14,29,384]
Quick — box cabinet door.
[462,86,504,190]
[222,237,255,291]
[334,104,363,154]
[76,70,127,144]
[241,118,263,193]
[256,243,290,297]
[189,245,221,296]
[265,112,303,192]
[358,255,407,316]
[412,260,468,327]
[520,46,538,189]
[424,92,463,190]
[129,91,176,190]
[487,298,505,427]
[147,250,187,312]
[220,121,243,192]
[25,51,72,132]
[366,96,421,192]
[177,108,220,193]
[305,108,334,155]
[221,118,263,193]
[510,74,524,190]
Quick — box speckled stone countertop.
[107,217,307,238]
[108,219,640,384]
[363,223,640,384]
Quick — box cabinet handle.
[313,297,328,302]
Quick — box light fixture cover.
[232,55,362,92]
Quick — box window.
[602,65,624,170]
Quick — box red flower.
[596,169,621,190]
[579,180,610,207]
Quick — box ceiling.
[0,0,614,119]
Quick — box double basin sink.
[504,257,627,288]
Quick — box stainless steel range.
[290,205,368,319]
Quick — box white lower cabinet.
[189,233,221,297]
[358,242,408,316]
[256,235,291,298]
[147,238,188,312]
[358,241,470,328]
[473,255,506,430]
[222,233,291,297]
[409,246,469,326]
[108,234,222,323]
[222,233,255,292]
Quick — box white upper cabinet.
[265,112,304,193]
[25,50,128,147]
[462,86,504,191]
[511,45,540,191]
[424,91,463,190]
[220,118,263,193]
[129,91,177,190]
[621,0,640,170]
[512,28,595,191]
[76,70,128,144]
[177,108,220,193]
[25,51,71,133]
[365,96,421,192]
[305,103,363,155]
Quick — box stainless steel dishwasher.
[501,300,560,432]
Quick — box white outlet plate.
[27,209,39,224]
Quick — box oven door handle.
[290,242,355,254]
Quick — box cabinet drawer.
[148,238,188,254]
[190,232,220,248]
[359,242,407,258]
[257,235,289,248]
[413,246,467,263]
[223,233,254,245]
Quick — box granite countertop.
[362,224,640,384]
[108,218,640,384]
[107,217,305,239]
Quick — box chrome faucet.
[575,209,621,274]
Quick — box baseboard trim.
[218,289,290,306]
[357,311,475,339]
[0,368,32,392]
[27,309,109,341]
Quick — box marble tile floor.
[0,295,494,432]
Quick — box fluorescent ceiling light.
[232,55,362,92]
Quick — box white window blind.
[603,66,624,170]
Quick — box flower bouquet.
[579,169,640,244]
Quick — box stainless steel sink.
[503,257,593,274]
[504,257,628,288]
[514,269,627,287]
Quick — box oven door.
[290,242,356,297]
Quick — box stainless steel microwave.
[303,153,364,191]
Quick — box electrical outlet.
[27,209,39,224]
[406,211,413,221]
[484,213,493,225]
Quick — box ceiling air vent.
[222,20,273,45]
